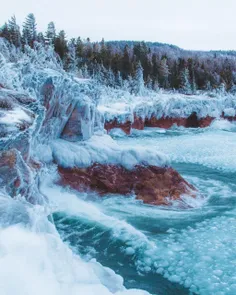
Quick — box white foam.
[40,176,236,295]
[0,189,150,295]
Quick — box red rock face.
[105,118,132,135]
[145,116,188,129]
[132,114,145,130]
[104,112,220,134]
[58,164,196,206]
[198,116,215,127]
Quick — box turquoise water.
[53,121,236,295]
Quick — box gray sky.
[1,0,236,50]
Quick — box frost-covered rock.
[0,149,31,198]
[0,87,35,135]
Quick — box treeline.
[1,13,236,95]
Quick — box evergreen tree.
[205,81,212,91]
[0,23,10,41]
[76,37,84,57]
[46,22,56,44]
[22,13,37,47]
[37,32,45,44]
[180,68,192,94]
[66,38,77,72]
[116,71,123,88]
[8,16,21,47]
[82,64,89,78]
[191,72,197,94]
[134,61,145,95]
[54,30,68,61]
[122,45,132,78]
[159,58,169,88]
[152,78,159,92]
[146,75,153,90]
[107,67,115,87]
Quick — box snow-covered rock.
[98,92,236,133]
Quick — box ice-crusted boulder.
[50,134,196,206]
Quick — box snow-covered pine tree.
[0,23,10,42]
[205,81,212,92]
[82,64,89,78]
[134,61,145,95]
[218,82,226,95]
[37,32,45,44]
[66,39,77,73]
[8,16,21,48]
[146,75,152,90]
[107,68,115,87]
[116,71,123,88]
[180,68,192,94]
[159,58,169,88]
[22,13,37,47]
[152,78,159,92]
[191,72,197,94]
[46,22,56,44]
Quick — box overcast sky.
[1,0,236,51]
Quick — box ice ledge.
[50,133,169,170]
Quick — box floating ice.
[116,126,236,172]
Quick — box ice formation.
[50,134,168,170]
[98,89,236,126]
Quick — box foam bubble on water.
[149,213,236,295]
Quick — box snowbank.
[50,133,169,170]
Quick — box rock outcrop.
[105,111,236,134]
[58,164,195,206]
[0,77,196,207]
